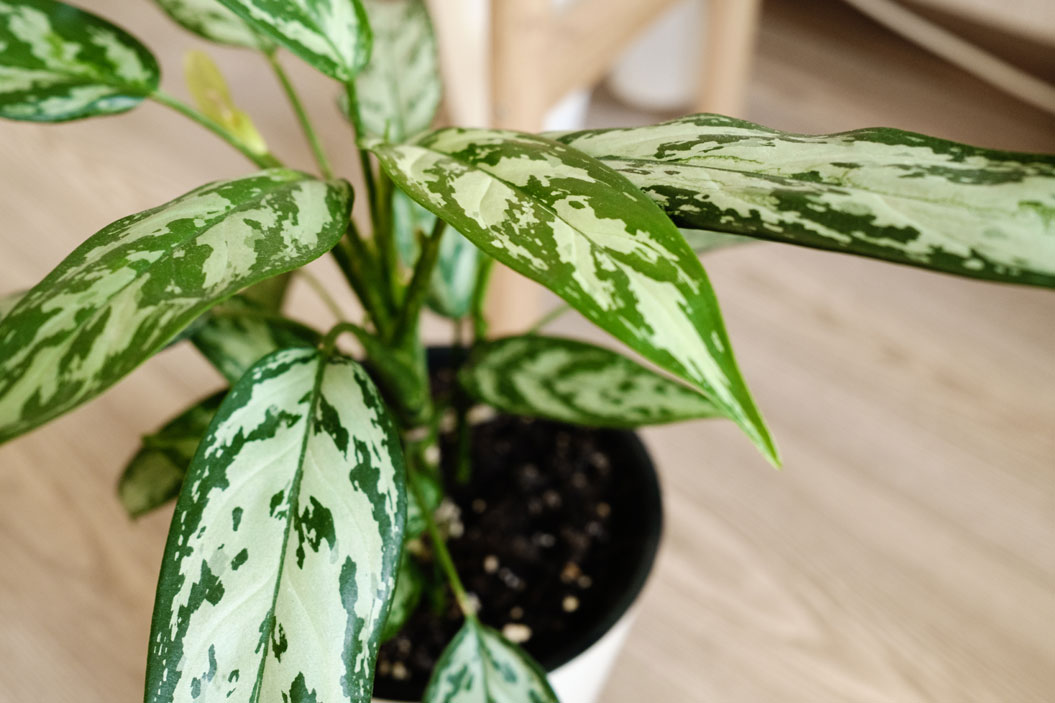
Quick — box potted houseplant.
[0,1,1051,702]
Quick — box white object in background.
[426,0,593,131]
[607,0,705,112]
[548,609,637,703]
[372,609,637,703]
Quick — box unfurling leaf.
[353,0,440,141]
[0,0,159,121]
[0,169,352,444]
[118,391,225,518]
[555,114,1055,288]
[146,347,406,703]
[153,0,271,49]
[191,297,320,383]
[460,335,722,428]
[367,128,778,465]
[184,49,268,156]
[424,618,559,703]
[218,0,372,81]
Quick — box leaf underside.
[0,169,351,444]
[368,127,778,464]
[460,335,722,428]
[0,0,159,121]
[146,347,406,703]
[555,114,1055,287]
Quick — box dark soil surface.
[372,411,649,701]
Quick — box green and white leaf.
[367,128,778,464]
[393,190,481,319]
[461,335,722,428]
[0,0,159,121]
[146,347,406,703]
[0,289,25,320]
[423,618,558,703]
[218,0,371,81]
[154,0,271,49]
[353,0,440,141]
[380,551,424,642]
[0,169,351,444]
[191,297,320,383]
[555,114,1055,287]
[118,391,225,518]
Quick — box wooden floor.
[1,1,1053,702]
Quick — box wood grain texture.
[0,1,1052,702]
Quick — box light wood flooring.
[0,1,1052,701]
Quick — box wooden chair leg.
[486,0,553,335]
[695,0,763,116]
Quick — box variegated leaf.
[353,0,440,141]
[146,347,406,703]
[423,618,558,703]
[555,114,1055,287]
[393,190,481,319]
[0,289,25,320]
[154,0,270,49]
[0,169,352,444]
[191,297,320,383]
[380,551,424,642]
[217,0,372,82]
[118,391,225,518]
[460,335,722,428]
[0,0,159,121]
[367,128,778,464]
[184,49,268,156]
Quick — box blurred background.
[0,1,1053,701]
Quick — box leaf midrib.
[250,350,328,701]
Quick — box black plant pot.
[371,348,663,702]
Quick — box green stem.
[331,234,392,336]
[266,51,334,179]
[343,84,379,229]
[470,256,495,343]
[318,320,371,358]
[408,465,474,616]
[295,269,345,321]
[392,219,447,346]
[373,169,400,306]
[528,302,572,334]
[151,90,281,169]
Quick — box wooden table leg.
[696,0,763,116]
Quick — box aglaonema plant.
[0,0,1051,701]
